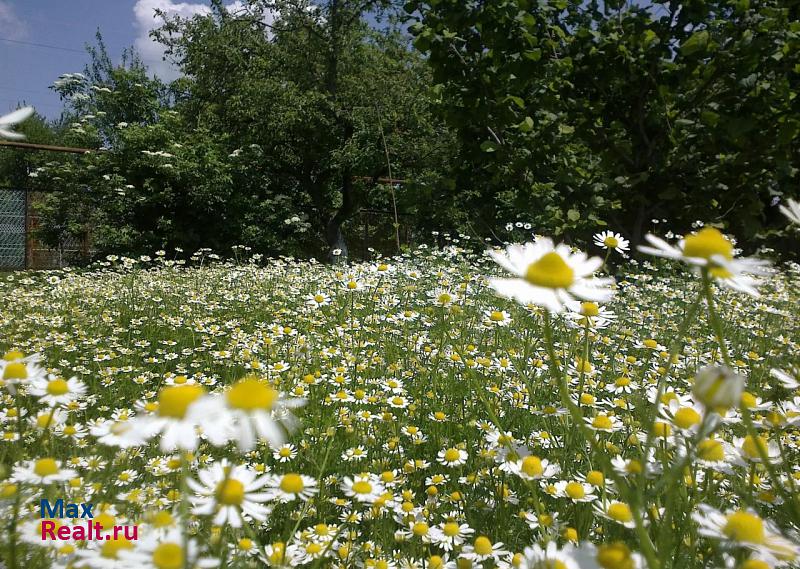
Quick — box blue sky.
[1,1,139,118]
[0,0,249,119]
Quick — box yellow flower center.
[279,448,292,458]
[216,478,245,506]
[644,339,658,349]
[741,561,770,569]
[152,543,184,569]
[653,422,672,438]
[46,379,69,395]
[306,542,322,555]
[226,377,278,411]
[597,542,634,569]
[603,236,619,248]
[473,536,493,556]
[682,227,733,260]
[592,415,613,430]
[280,474,304,494]
[34,458,59,477]
[95,513,116,529]
[607,502,633,523]
[429,556,445,569]
[443,522,461,537]
[521,456,543,477]
[444,449,461,462]
[412,522,429,536]
[742,435,768,459]
[157,385,205,419]
[101,537,134,559]
[581,472,601,489]
[524,252,574,289]
[723,511,765,544]
[565,482,585,499]
[674,407,701,429]
[615,377,630,387]
[438,293,452,304]
[3,362,27,380]
[489,311,505,322]
[581,301,599,316]
[3,350,23,361]
[352,480,373,495]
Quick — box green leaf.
[680,31,709,56]
[567,209,580,222]
[480,140,498,153]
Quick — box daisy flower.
[508,455,560,481]
[460,536,510,565]
[28,375,86,407]
[189,461,271,528]
[90,417,152,448]
[593,230,630,254]
[341,474,386,504]
[594,500,637,528]
[264,472,318,502]
[12,458,77,485]
[430,521,474,551]
[638,227,770,296]
[554,481,596,503]
[487,239,614,312]
[779,198,800,226]
[694,504,800,562]
[273,443,298,463]
[437,447,468,467]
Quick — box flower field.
[1,227,800,569]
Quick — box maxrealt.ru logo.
[40,499,138,541]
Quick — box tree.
[156,0,450,261]
[406,0,800,249]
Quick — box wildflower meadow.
[1,209,800,568]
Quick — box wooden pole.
[0,140,93,154]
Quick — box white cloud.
[0,1,28,41]
[133,0,276,81]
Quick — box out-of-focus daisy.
[594,500,636,528]
[771,368,799,390]
[189,461,271,528]
[571,542,644,569]
[521,541,579,569]
[125,385,207,451]
[12,458,77,484]
[779,198,800,226]
[693,365,745,410]
[120,527,216,568]
[694,504,800,562]
[193,375,305,451]
[487,239,614,312]
[593,230,630,254]
[638,227,770,296]
[0,107,34,140]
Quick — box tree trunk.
[326,165,356,263]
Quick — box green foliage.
[406,0,800,248]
